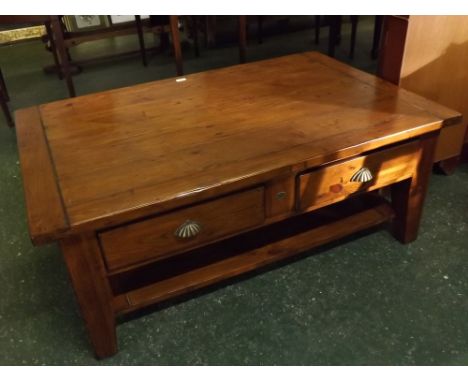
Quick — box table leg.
[135,15,148,67]
[391,132,438,243]
[192,16,200,57]
[1,98,14,127]
[327,16,341,57]
[204,16,217,48]
[60,234,117,359]
[257,16,263,44]
[349,16,359,59]
[239,16,247,63]
[315,16,321,44]
[372,15,384,59]
[169,16,183,76]
[0,68,9,101]
[436,155,460,175]
[0,69,14,127]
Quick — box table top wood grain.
[15,51,461,244]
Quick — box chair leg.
[203,16,209,47]
[160,30,169,52]
[336,15,342,45]
[193,16,200,57]
[315,16,320,44]
[204,16,217,48]
[50,16,76,97]
[0,69,9,101]
[371,15,384,59]
[257,16,263,44]
[349,15,359,59]
[1,96,14,128]
[169,16,183,76]
[135,15,148,66]
[0,69,14,127]
[45,21,62,79]
[328,16,341,57]
[239,16,247,63]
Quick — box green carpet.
[1,16,468,365]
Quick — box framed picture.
[63,16,110,32]
[110,15,149,24]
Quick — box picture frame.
[63,16,110,32]
[109,15,149,24]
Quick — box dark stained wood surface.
[18,52,461,242]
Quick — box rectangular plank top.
[16,51,461,243]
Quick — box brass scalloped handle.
[174,219,202,239]
[350,167,373,183]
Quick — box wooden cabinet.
[378,15,468,170]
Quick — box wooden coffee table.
[15,52,461,358]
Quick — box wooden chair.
[169,16,183,75]
[49,16,76,97]
[239,16,247,63]
[0,16,74,125]
[44,16,153,72]
[0,68,14,127]
[189,16,249,64]
[0,15,75,97]
[318,16,359,58]
[317,15,384,60]
[50,16,183,83]
[371,15,384,59]
[135,16,148,66]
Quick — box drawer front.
[298,141,419,211]
[100,187,265,271]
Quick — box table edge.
[15,106,69,245]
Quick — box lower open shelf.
[112,194,395,314]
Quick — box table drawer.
[99,187,265,271]
[298,141,419,211]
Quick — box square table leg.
[391,132,439,243]
[60,234,117,359]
